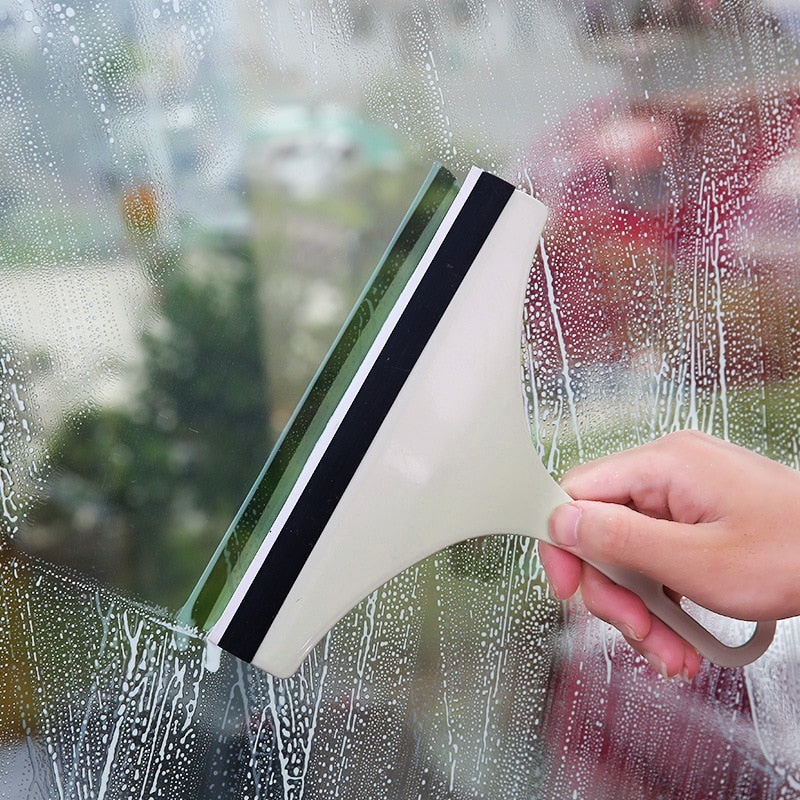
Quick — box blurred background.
[2,0,800,797]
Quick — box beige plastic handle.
[590,560,777,667]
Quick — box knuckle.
[581,586,610,622]
[590,507,633,563]
[579,566,620,625]
[660,428,710,453]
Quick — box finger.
[580,562,651,643]
[549,500,717,602]
[559,430,715,519]
[682,641,702,681]
[581,565,701,680]
[627,613,701,681]
[537,541,582,600]
[558,442,674,510]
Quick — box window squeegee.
[181,165,775,678]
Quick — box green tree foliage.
[28,235,272,609]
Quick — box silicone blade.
[180,164,460,634]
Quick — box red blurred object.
[540,612,781,798]
[526,84,800,387]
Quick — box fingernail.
[643,652,669,680]
[616,622,644,642]
[680,667,694,685]
[550,503,580,548]
[551,586,571,601]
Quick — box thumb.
[548,500,708,595]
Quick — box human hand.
[540,430,800,681]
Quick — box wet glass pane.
[1,0,799,797]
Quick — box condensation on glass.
[0,0,799,797]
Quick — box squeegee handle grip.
[589,561,776,667]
